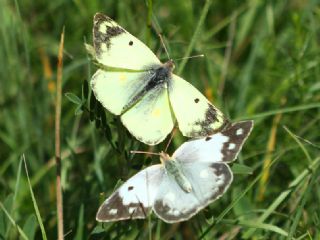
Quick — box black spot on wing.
[96,192,149,221]
[205,136,211,141]
[128,186,134,191]
[194,98,199,103]
[93,13,126,54]
[220,121,253,162]
[129,40,133,46]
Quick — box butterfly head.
[164,60,175,72]
[159,151,171,164]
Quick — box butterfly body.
[160,151,193,193]
[149,60,175,85]
[91,13,228,145]
[120,60,174,114]
[96,121,253,223]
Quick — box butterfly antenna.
[173,54,205,61]
[165,127,177,152]
[130,150,160,156]
[158,33,171,60]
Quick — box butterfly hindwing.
[172,120,254,163]
[96,165,164,222]
[93,13,160,70]
[169,74,228,138]
[153,161,232,223]
[121,85,174,145]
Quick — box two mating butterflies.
[90,13,228,145]
[96,121,253,223]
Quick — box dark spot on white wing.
[129,40,133,46]
[96,192,149,221]
[220,121,253,162]
[153,199,195,223]
[205,136,212,141]
[194,98,199,103]
[209,163,233,195]
[128,186,134,191]
[93,13,126,55]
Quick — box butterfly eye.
[129,41,133,46]
[194,98,199,103]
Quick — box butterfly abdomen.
[163,158,192,193]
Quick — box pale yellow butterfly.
[90,13,228,145]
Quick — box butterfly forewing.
[153,161,233,223]
[91,70,149,115]
[93,13,160,70]
[218,120,254,162]
[96,165,164,222]
[173,120,254,164]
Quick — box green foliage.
[1,0,319,239]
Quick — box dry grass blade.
[257,112,282,201]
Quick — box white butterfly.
[96,121,253,223]
[90,13,228,145]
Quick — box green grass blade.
[283,127,318,239]
[177,0,212,75]
[242,221,287,237]
[5,155,23,238]
[242,156,320,238]
[0,201,28,240]
[22,155,48,240]
[199,152,284,239]
[75,204,84,240]
[283,125,312,163]
[287,173,316,240]
[237,103,320,120]
[230,220,289,237]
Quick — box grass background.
[1,0,320,239]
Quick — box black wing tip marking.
[221,120,254,162]
[96,192,149,222]
[94,12,111,22]
[153,200,194,223]
[191,104,230,137]
[92,13,125,53]
[206,163,233,207]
